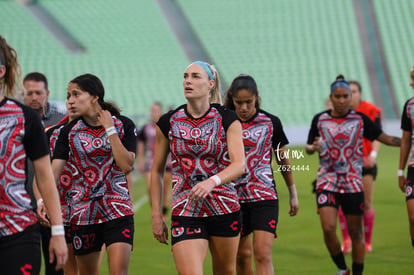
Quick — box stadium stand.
[2,0,188,125]
[176,0,374,126]
[2,0,412,130]
[373,0,414,114]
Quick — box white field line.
[133,195,148,212]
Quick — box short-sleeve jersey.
[53,115,137,225]
[307,110,382,193]
[0,97,49,237]
[236,109,289,203]
[157,104,240,217]
[401,97,414,167]
[356,101,382,157]
[46,123,73,225]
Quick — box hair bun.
[335,74,346,81]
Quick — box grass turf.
[85,145,413,274]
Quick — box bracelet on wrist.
[398,169,405,177]
[51,225,65,236]
[369,151,378,159]
[210,175,221,186]
[106,126,117,137]
[36,198,43,208]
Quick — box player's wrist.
[210,175,221,186]
[106,126,117,137]
[398,169,405,177]
[36,198,43,208]
[369,151,377,159]
[51,225,65,236]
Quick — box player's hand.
[189,179,215,202]
[288,184,299,216]
[49,235,68,271]
[36,200,50,227]
[152,215,169,245]
[97,109,114,130]
[398,176,407,193]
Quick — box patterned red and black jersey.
[401,97,414,167]
[53,115,137,225]
[157,104,240,217]
[46,124,74,225]
[307,110,382,193]
[0,97,49,237]
[236,109,289,203]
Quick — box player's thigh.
[172,239,208,275]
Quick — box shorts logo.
[172,227,185,238]
[318,193,328,204]
[73,236,83,250]
[269,219,276,229]
[122,229,131,238]
[406,185,413,197]
[186,227,201,235]
[230,221,239,231]
[20,264,32,275]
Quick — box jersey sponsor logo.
[172,227,185,237]
[318,193,328,204]
[73,235,83,250]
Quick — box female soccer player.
[306,75,400,275]
[224,74,299,274]
[52,73,137,275]
[398,66,414,249]
[0,34,67,274]
[151,61,245,274]
[338,80,383,253]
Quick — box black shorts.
[72,215,134,255]
[405,167,414,201]
[0,224,41,275]
[171,211,242,246]
[240,200,278,237]
[65,224,73,244]
[362,164,378,180]
[316,190,364,215]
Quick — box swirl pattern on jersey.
[49,125,75,225]
[237,112,277,203]
[0,100,37,236]
[167,106,239,217]
[316,112,364,193]
[67,118,133,225]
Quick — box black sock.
[331,252,347,270]
[352,262,364,275]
